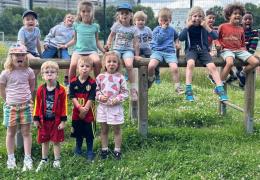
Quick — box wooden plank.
[129,68,138,120]
[222,101,244,112]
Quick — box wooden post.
[138,66,148,136]
[244,70,255,133]
[129,68,138,120]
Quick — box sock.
[24,154,31,160]
[54,156,61,161]
[86,138,94,153]
[175,83,181,89]
[114,147,121,152]
[102,147,108,151]
[8,154,15,160]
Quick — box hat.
[22,10,38,19]
[9,43,28,54]
[117,2,132,12]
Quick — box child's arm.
[33,88,41,128]
[28,70,35,95]
[0,83,6,101]
[133,35,140,58]
[104,31,116,51]
[112,76,129,105]
[58,88,67,130]
[96,32,106,53]
[36,38,42,56]
[152,27,167,44]
[95,76,108,103]
[43,26,56,49]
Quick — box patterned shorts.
[3,101,33,127]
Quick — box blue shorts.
[186,49,212,65]
[221,50,252,62]
[150,51,178,64]
[42,45,70,60]
[113,50,134,60]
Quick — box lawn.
[0,68,260,179]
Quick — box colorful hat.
[117,2,133,12]
[22,10,38,19]
[9,43,28,54]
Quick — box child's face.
[64,14,74,27]
[42,67,58,84]
[158,17,170,27]
[23,15,36,30]
[229,9,242,25]
[119,10,131,25]
[191,12,204,26]
[80,6,92,23]
[242,14,253,28]
[135,17,145,28]
[206,15,215,27]
[12,54,27,68]
[105,56,119,74]
[78,61,92,77]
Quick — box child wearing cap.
[0,44,35,171]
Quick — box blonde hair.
[77,55,93,67]
[102,51,121,72]
[133,11,148,22]
[41,61,59,74]
[188,6,205,20]
[115,10,133,25]
[4,54,29,71]
[76,0,94,23]
[158,7,172,20]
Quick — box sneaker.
[53,160,61,169]
[148,77,155,88]
[207,74,216,84]
[7,157,16,170]
[113,151,122,160]
[185,90,194,102]
[130,88,138,101]
[22,156,33,172]
[175,86,185,95]
[155,75,161,84]
[100,150,109,160]
[36,159,48,172]
[226,74,237,84]
[74,146,82,156]
[86,151,95,161]
[214,86,228,101]
[236,71,246,87]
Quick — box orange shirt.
[217,23,246,51]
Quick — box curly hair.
[224,3,245,20]
[102,51,121,72]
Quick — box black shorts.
[71,120,94,139]
[186,49,212,65]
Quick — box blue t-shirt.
[150,26,178,53]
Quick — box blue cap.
[117,2,132,12]
[22,10,38,19]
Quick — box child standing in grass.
[34,61,67,171]
[105,2,140,101]
[68,0,106,79]
[42,13,75,87]
[179,6,228,102]
[96,52,129,160]
[0,44,35,171]
[148,7,183,94]
[69,56,96,161]
[216,3,259,88]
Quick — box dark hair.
[224,3,245,20]
[206,10,216,16]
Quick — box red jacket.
[33,82,67,122]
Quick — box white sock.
[8,154,15,160]
[114,147,121,152]
[102,147,108,151]
[24,154,31,160]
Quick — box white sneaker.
[53,160,61,169]
[22,156,33,172]
[7,157,16,169]
[36,159,48,172]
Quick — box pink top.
[96,72,128,105]
[0,68,35,104]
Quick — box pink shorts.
[96,104,124,125]
[37,120,64,144]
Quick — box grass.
[0,68,260,179]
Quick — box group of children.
[0,0,259,171]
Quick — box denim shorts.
[42,45,70,60]
[150,51,178,63]
[113,50,134,60]
[221,50,252,62]
[186,49,212,65]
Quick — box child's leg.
[42,46,58,59]
[186,59,195,84]
[148,59,160,78]
[41,142,49,159]
[244,55,259,73]
[100,123,109,149]
[89,53,101,77]
[124,57,135,83]
[75,137,83,154]
[168,62,180,84]
[206,63,222,86]
[53,142,61,160]
[20,124,32,156]
[69,53,81,80]
[220,57,234,81]
[6,126,17,155]
[113,125,122,151]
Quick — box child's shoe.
[226,74,237,84]
[207,74,216,84]
[74,146,82,156]
[86,151,95,161]
[100,149,109,160]
[130,88,138,101]
[36,159,48,172]
[155,75,161,84]
[22,156,33,172]
[148,77,155,88]
[53,160,61,169]
[214,86,228,101]
[185,85,194,102]
[175,86,184,95]
[7,157,16,170]
[236,71,246,87]
[113,151,122,160]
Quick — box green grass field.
[0,68,260,179]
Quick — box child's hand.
[200,20,207,28]
[79,111,87,119]
[58,44,68,49]
[100,95,108,103]
[110,98,119,105]
[104,44,110,52]
[44,45,48,50]
[161,23,168,29]
[58,122,65,130]
[175,43,181,50]
[34,121,41,128]
[186,19,193,28]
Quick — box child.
[105,2,140,101]
[96,52,129,160]
[179,6,228,102]
[134,11,161,84]
[205,10,217,56]
[69,56,96,161]
[148,7,183,94]
[216,3,259,87]
[68,0,106,79]
[34,61,67,171]
[0,44,35,171]
[42,13,75,87]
